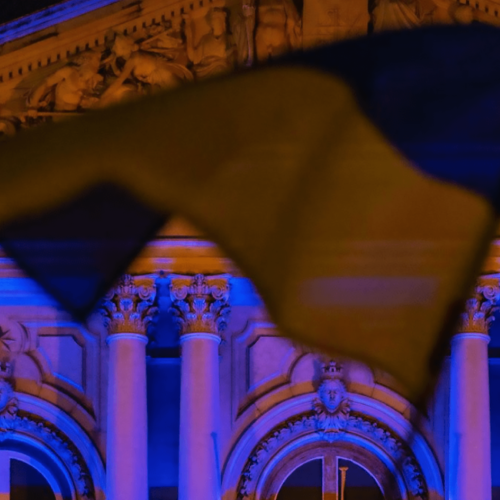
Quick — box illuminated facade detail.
[101,274,157,335]
[448,277,500,500]
[0,362,17,424]
[0,364,96,499]
[101,274,156,500]
[313,360,351,439]
[457,277,500,334]
[169,273,231,336]
[169,274,231,500]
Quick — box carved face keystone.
[318,379,345,413]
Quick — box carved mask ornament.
[313,361,350,438]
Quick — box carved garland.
[0,369,95,500]
[236,410,427,500]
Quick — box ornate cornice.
[0,363,94,499]
[101,274,157,335]
[169,274,231,336]
[457,277,500,335]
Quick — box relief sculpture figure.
[254,0,302,61]
[100,33,193,106]
[26,50,103,111]
[231,2,257,66]
[184,2,236,79]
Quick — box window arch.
[0,445,73,500]
[262,442,398,500]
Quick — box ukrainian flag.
[1,24,500,404]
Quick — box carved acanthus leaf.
[101,274,157,335]
[458,278,500,334]
[169,274,231,335]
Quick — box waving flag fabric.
[1,24,500,403]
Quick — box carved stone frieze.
[237,409,427,500]
[0,362,94,498]
[169,274,231,335]
[0,0,301,137]
[101,274,157,335]
[313,360,350,440]
[457,277,500,335]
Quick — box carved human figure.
[184,4,236,79]
[371,0,420,31]
[100,34,193,105]
[424,0,475,24]
[27,50,103,111]
[140,19,189,65]
[231,2,257,66]
[254,0,302,61]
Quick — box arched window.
[10,458,56,500]
[263,443,395,500]
[277,459,322,500]
[276,455,384,500]
[0,448,72,500]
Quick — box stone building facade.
[1,0,500,499]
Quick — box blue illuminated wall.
[489,359,500,500]
[147,358,181,500]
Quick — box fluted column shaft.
[448,279,498,500]
[102,275,157,500]
[170,274,230,500]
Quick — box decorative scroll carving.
[101,274,157,335]
[0,362,94,498]
[169,274,231,335]
[0,362,17,422]
[313,360,350,440]
[457,278,500,334]
[0,322,29,356]
[0,326,15,353]
[237,409,427,499]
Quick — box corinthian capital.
[457,277,500,335]
[101,274,157,335]
[169,274,231,335]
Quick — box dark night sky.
[0,0,65,25]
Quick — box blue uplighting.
[0,0,119,45]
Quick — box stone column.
[448,277,499,500]
[169,274,230,500]
[101,275,157,500]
